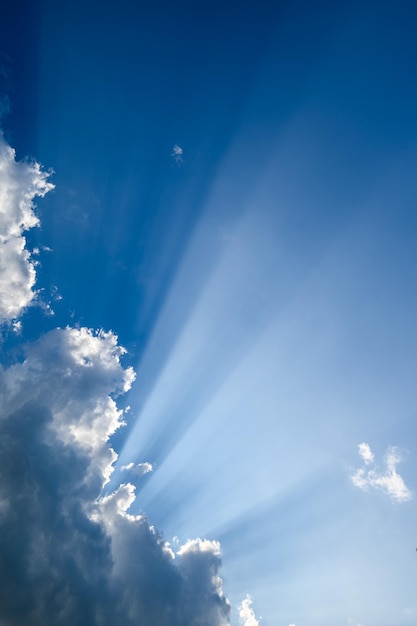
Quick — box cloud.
[0,133,54,322]
[0,326,126,624]
[238,595,259,626]
[171,144,183,164]
[121,461,154,477]
[0,324,232,625]
[357,442,374,465]
[351,443,412,502]
[0,133,236,625]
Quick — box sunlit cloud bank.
[351,443,412,502]
[0,133,54,323]
[0,134,257,624]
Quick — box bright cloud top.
[0,133,54,322]
[0,135,234,625]
[351,443,412,502]
[238,595,259,626]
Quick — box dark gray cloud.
[0,325,231,625]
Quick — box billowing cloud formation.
[0,325,231,625]
[351,443,412,502]
[238,595,259,626]
[0,133,54,322]
[0,135,232,625]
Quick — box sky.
[1,1,417,624]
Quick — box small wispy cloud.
[121,461,153,477]
[351,443,412,502]
[358,442,374,465]
[238,595,259,626]
[171,144,183,164]
[11,320,22,334]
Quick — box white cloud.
[238,595,259,626]
[171,144,183,163]
[121,461,153,477]
[11,319,22,334]
[357,442,374,465]
[0,133,54,322]
[1,326,135,485]
[351,443,412,502]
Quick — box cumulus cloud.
[0,133,235,625]
[351,443,412,502]
[238,595,259,626]
[0,133,54,322]
[0,324,232,625]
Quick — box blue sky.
[1,1,417,625]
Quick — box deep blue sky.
[2,1,417,625]
[4,0,416,353]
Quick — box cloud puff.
[121,461,154,477]
[238,595,259,626]
[171,144,183,163]
[351,443,412,502]
[0,133,235,625]
[357,442,374,465]
[0,133,54,322]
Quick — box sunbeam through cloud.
[2,2,417,624]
